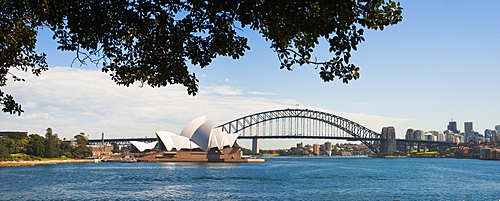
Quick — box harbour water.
[1,157,499,200]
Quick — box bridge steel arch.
[216,109,382,153]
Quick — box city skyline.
[1,1,500,149]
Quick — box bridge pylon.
[252,138,260,154]
[380,126,397,154]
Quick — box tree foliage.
[25,134,46,157]
[0,139,9,158]
[74,133,88,145]
[1,0,403,115]
[0,132,93,160]
[72,144,92,158]
[44,137,59,158]
[0,136,27,154]
[45,127,53,139]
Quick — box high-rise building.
[447,121,459,133]
[324,141,332,151]
[495,125,500,133]
[413,130,424,140]
[437,132,445,142]
[313,143,321,155]
[464,122,473,141]
[492,130,498,137]
[405,128,415,140]
[485,129,493,138]
[424,133,435,141]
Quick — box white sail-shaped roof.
[145,141,158,150]
[190,118,214,151]
[130,141,158,152]
[222,132,239,147]
[170,135,200,150]
[130,141,145,152]
[180,116,206,139]
[209,127,224,150]
[207,128,239,150]
[156,131,176,151]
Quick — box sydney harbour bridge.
[89,109,454,154]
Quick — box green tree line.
[0,129,92,160]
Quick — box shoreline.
[0,159,100,167]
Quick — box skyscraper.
[447,121,459,133]
[464,122,473,141]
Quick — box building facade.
[313,144,320,155]
[447,121,459,133]
[405,128,415,140]
[464,122,473,141]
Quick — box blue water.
[0,157,499,200]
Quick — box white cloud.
[203,85,243,96]
[21,101,38,109]
[18,113,51,120]
[248,91,278,95]
[220,78,237,83]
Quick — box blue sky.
[2,1,499,149]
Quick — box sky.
[2,1,500,149]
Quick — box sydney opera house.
[129,116,263,163]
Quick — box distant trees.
[45,128,53,139]
[74,133,88,145]
[60,140,74,158]
[0,128,92,160]
[42,127,61,158]
[25,134,46,157]
[43,137,59,158]
[71,133,92,158]
[241,148,257,155]
[0,140,9,158]
[72,144,92,159]
[0,135,27,153]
